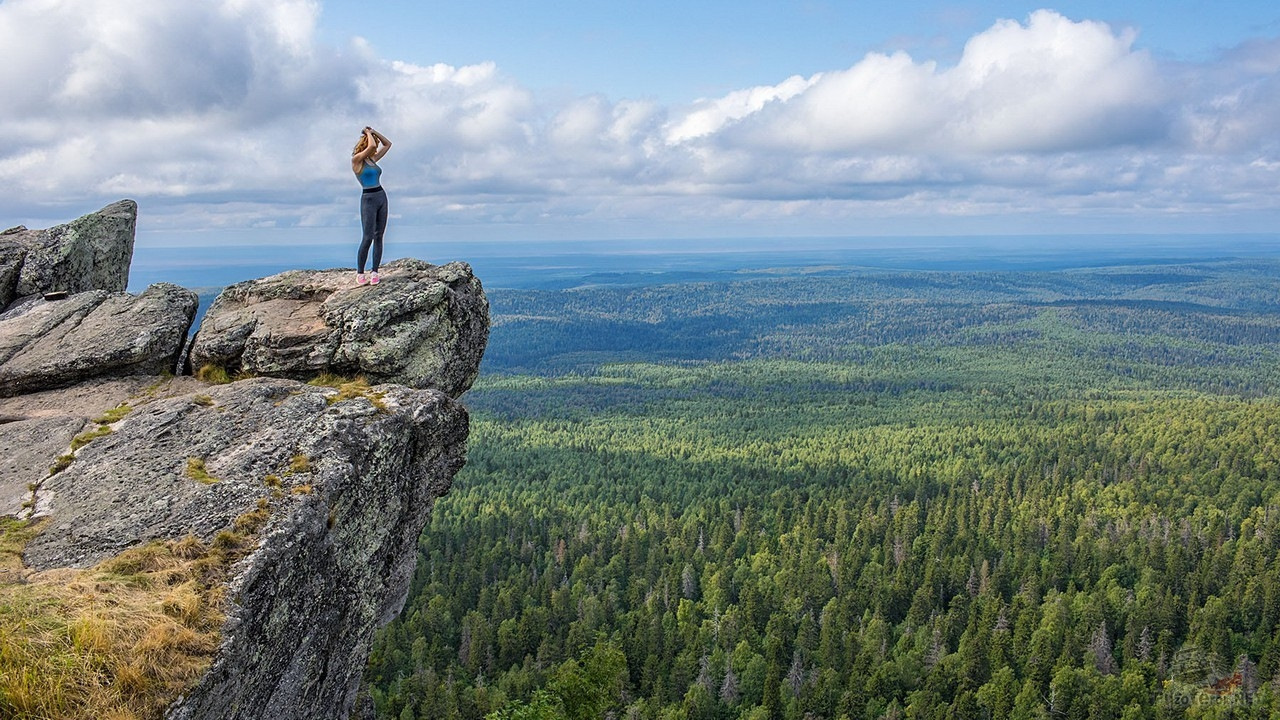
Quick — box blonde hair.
[352,134,370,157]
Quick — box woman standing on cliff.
[352,126,392,285]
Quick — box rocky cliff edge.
[0,202,488,720]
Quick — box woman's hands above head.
[352,126,391,172]
[368,128,392,161]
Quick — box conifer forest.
[365,258,1280,720]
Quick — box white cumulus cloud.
[0,2,1277,236]
[666,74,817,144]
[693,10,1165,155]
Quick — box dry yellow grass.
[287,454,313,475]
[194,364,231,384]
[184,457,219,485]
[0,504,272,719]
[308,373,389,411]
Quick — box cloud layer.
[1,1,1278,236]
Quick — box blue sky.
[319,1,1280,101]
[1,0,1279,244]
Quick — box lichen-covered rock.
[0,283,197,397]
[188,258,488,398]
[0,202,490,718]
[9,199,138,297]
[20,376,468,720]
[0,376,203,520]
[0,416,88,519]
[0,232,26,310]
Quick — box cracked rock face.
[188,258,488,398]
[0,415,88,519]
[13,377,468,720]
[0,376,205,521]
[0,237,25,310]
[169,380,468,720]
[0,282,197,397]
[3,199,138,302]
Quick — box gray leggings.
[359,188,387,273]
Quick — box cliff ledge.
[0,201,488,720]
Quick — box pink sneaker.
[370,271,380,285]
[356,273,368,285]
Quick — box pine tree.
[720,655,741,706]
[1090,622,1118,675]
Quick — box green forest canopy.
[366,259,1280,720]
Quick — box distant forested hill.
[365,259,1280,720]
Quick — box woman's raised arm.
[369,128,392,161]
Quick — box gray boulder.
[189,258,488,398]
[8,199,138,298]
[0,282,197,397]
[19,376,468,719]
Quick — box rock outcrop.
[2,199,138,300]
[0,282,197,397]
[0,236,25,309]
[189,258,488,398]
[0,201,489,720]
[18,377,468,720]
[0,376,200,520]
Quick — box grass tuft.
[287,454,312,475]
[1,517,40,574]
[70,424,113,451]
[192,395,214,407]
[170,536,207,560]
[306,372,348,388]
[48,454,75,477]
[184,458,218,485]
[210,531,244,552]
[194,364,231,385]
[308,374,388,412]
[232,504,271,536]
[93,403,132,425]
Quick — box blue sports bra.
[357,161,382,189]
